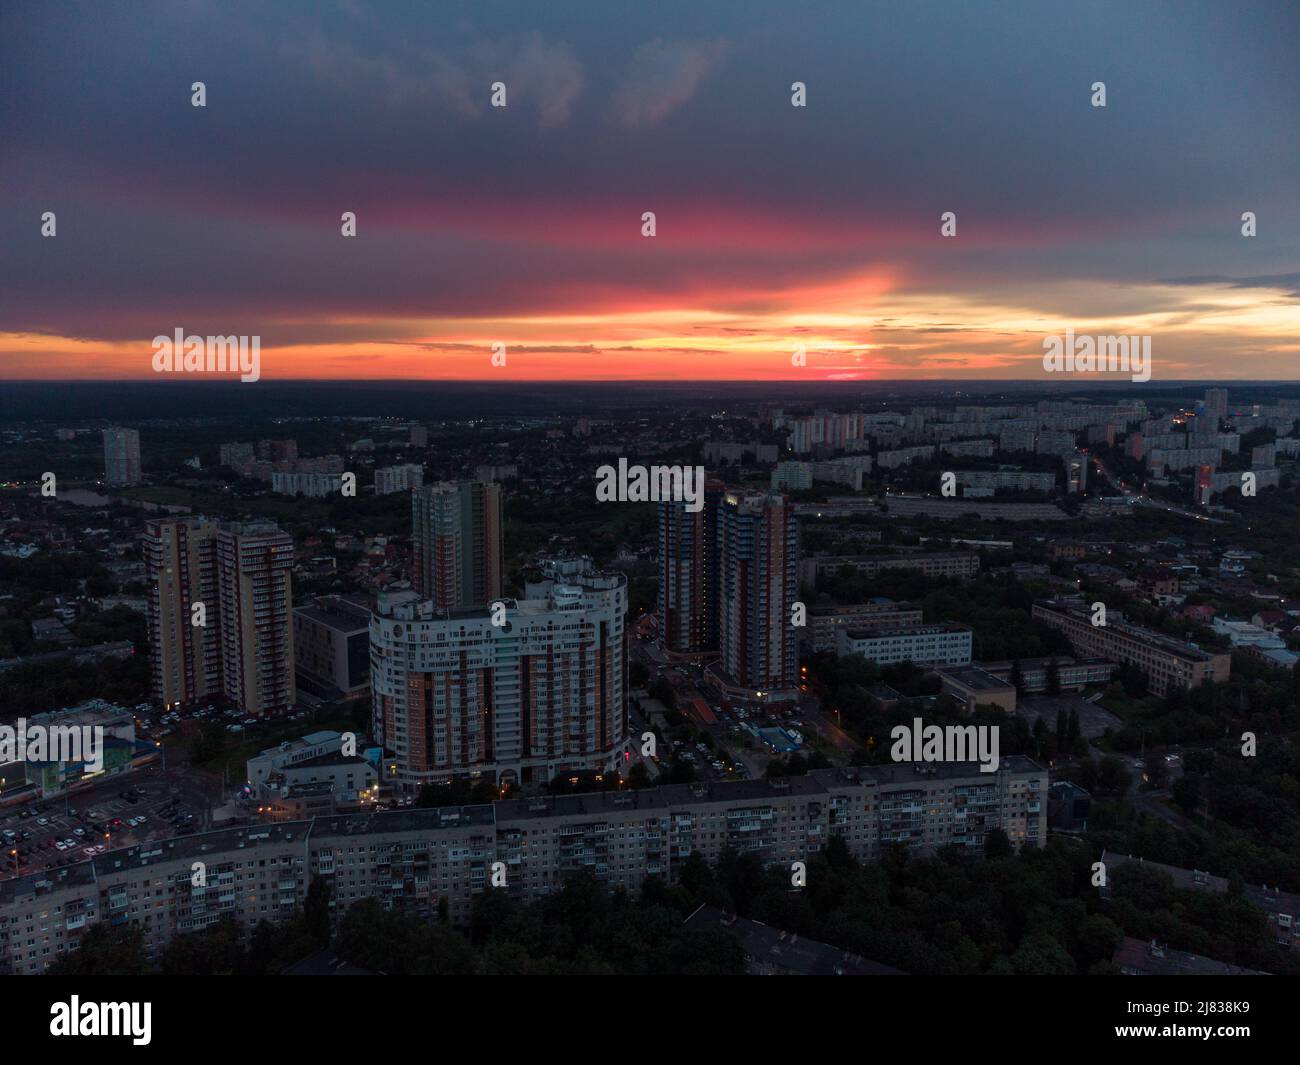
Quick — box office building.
[293,595,372,701]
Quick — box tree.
[1009,659,1025,698]
[1172,775,1202,816]
[47,922,148,975]
[984,828,1012,858]
[304,875,332,947]
[1045,657,1061,697]
[159,917,243,974]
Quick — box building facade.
[411,481,503,608]
[143,518,222,708]
[216,523,296,716]
[0,758,1046,974]
[293,595,372,701]
[836,623,973,668]
[717,490,799,697]
[370,558,627,789]
[1032,599,1230,695]
[657,478,725,657]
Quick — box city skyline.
[2,0,1297,383]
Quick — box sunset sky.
[2,0,1297,381]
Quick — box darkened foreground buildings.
[685,904,906,975]
[1,758,1045,973]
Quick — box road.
[1090,455,1225,524]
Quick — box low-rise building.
[293,595,371,701]
[807,601,924,653]
[836,623,973,667]
[1032,599,1229,696]
[936,665,1016,712]
[800,551,980,586]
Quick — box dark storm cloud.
[0,0,1296,343]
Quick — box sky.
[1,0,1297,382]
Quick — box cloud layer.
[0,0,1296,380]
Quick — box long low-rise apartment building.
[0,759,1046,973]
[951,469,1057,494]
[807,601,924,652]
[800,551,980,586]
[836,622,973,667]
[1031,599,1230,696]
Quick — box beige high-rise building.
[145,519,297,715]
[411,480,503,608]
[370,557,626,789]
[143,518,222,708]
[217,523,296,716]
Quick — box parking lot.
[1,766,217,879]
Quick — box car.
[136,816,148,824]
[55,841,68,851]
[36,817,48,826]
[73,828,85,837]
